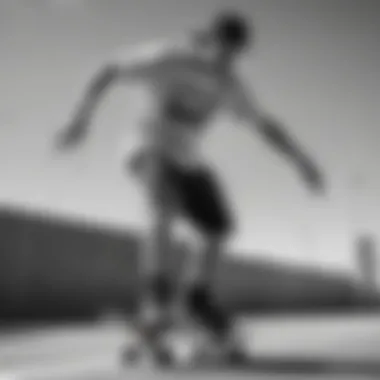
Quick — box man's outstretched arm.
[55,39,188,150]
[230,82,325,193]
[55,61,136,151]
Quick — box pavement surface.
[0,315,379,380]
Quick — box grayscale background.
[0,1,379,379]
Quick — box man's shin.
[138,213,176,314]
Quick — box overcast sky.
[0,0,379,272]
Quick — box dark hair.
[212,11,252,49]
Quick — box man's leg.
[127,153,178,362]
[186,234,232,340]
[170,167,233,337]
[137,202,176,336]
[172,166,246,361]
[185,233,249,365]
[128,149,177,317]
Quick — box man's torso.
[128,41,237,167]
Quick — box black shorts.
[161,160,234,236]
[129,151,234,236]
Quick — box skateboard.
[121,308,249,369]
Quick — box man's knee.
[145,274,174,306]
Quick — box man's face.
[197,30,246,68]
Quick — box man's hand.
[297,155,325,195]
[229,81,326,196]
[54,65,114,153]
[254,117,325,195]
[55,115,89,152]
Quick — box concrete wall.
[0,206,375,322]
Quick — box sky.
[0,0,379,273]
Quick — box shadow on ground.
[175,356,380,376]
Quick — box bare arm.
[70,64,120,126]
[230,81,324,192]
[56,39,190,149]
[69,45,169,122]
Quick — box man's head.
[200,11,253,66]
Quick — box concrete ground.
[0,315,379,380]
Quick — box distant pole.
[355,234,378,291]
[347,173,378,286]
